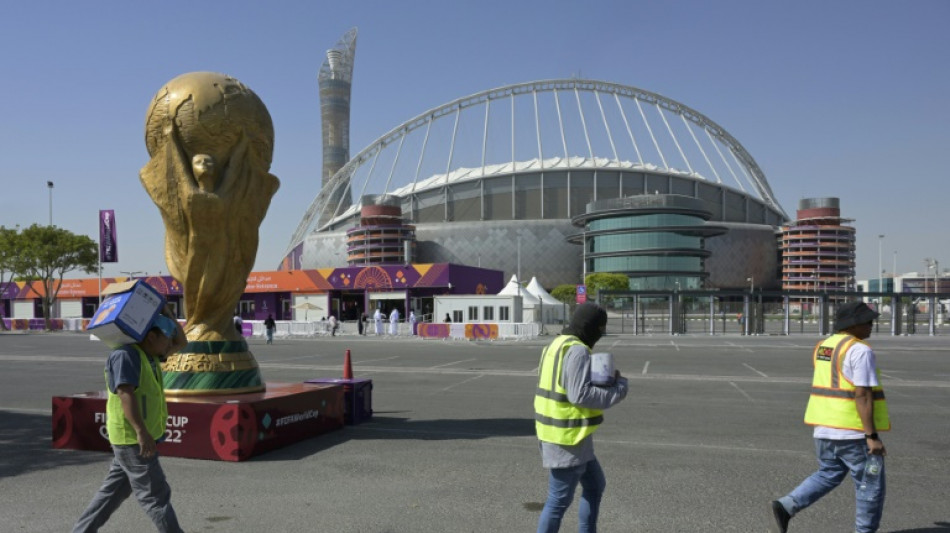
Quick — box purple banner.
[99,210,118,263]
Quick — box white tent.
[526,277,567,324]
[497,275,540,321]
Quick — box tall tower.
[779,197,856,292]
[318,28,357,226]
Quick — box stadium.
[283,32,788,291]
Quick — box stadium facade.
[284,34,789,290]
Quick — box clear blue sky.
[1,1,947,282]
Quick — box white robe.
[374,309,384,335]
[389,309,400,335]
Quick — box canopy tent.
[497,275,540,304]
[525,277,567,324]
[293,301,321,321]
[497,275,540,322]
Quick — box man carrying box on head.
[73,303,187,533]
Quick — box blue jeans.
[779,438,885,533]
[538,459,606,533]
[72,444,182,533]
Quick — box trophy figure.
[140,72,280,395]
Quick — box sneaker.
[770,500,790,533]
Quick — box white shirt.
[813,341,880,440]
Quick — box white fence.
[247,320,541,340]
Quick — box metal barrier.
[599,289,948,336]
[247,320,541,340]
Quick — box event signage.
[576,284,587,304]
[52,382,345,461]
[99,209,118,263]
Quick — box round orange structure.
[779,198,855,292]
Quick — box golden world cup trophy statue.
[140,72,279,395]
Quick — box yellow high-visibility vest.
[803,333,890,432]
[535,335,604,445]
[105,344,168,445]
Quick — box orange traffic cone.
[343,349,353,380]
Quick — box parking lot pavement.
[1,332,948,532]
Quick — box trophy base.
[52,382,344,461]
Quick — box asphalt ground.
[1,331,948,532]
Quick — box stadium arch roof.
[288,79,787,254]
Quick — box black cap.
[561,302,608,348]
[833,301,880,331]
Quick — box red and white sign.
[576,285,587,304]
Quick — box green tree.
[18,224,98,330]
[584,272,629,302]
[550,284,578,305]
[0,226,28,331]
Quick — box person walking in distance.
[72,305,187,533]
[263,314,276,344]
[535,302,628,532]
[770,301,890,533]
[233,312,243,336]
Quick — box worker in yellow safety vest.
[534,302,628,533]
[73,304,187,533]
[770,301,888,533]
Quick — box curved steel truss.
[288,79,787,254]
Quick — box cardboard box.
[87,280,164,348]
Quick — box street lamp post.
[745,277,753,335]
[878,234,884,303]
[120,271,143,280]
[47,181,54,226]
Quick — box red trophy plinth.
[52,382,344,462]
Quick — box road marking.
[353,355,400,364]
[0,407,50,415]
[642,361,650,375]
[880,372,904,381]
[670,341,680,351]
[430,358,476,369]
[3,356,948,388]
[729,381,756,403]
[742,363,768,378]
[434,374,485,394]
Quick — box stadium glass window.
[514,174,541,219]
[452,310,464,323]
[596,172,620,202]
[620,172,645,196]
[724,190,746,222]
[468,306,478,321]
[592,233,702,253]
[541,173,567,219]
[588,214,704,231]
[499,306,510,321]
[592,255,703,272]
[670,176,694,196]
[569,172,594,218]
[448,181,482,222]
[239,301,255,315]
[484,176,513,221]
[645,174,670,194]
[483,306,494,321]
[415,189,446,223]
